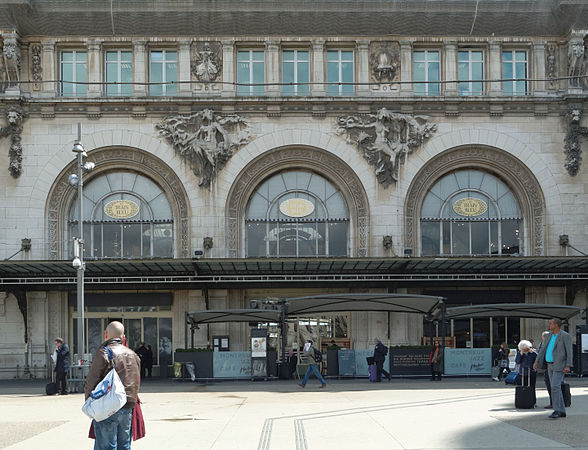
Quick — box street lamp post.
[69,123,94,359]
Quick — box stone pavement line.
[257,391,511,449]
[209,396,247,449]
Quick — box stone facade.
[1,1,587,378]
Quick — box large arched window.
[245,170,349,257]
[68,172,174,258]
[420,170,522,256]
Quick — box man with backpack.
[84,321,141,448]
[298,339,327,388]
[373,337,392,382]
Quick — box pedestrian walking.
[54,337,70,395]
[135,342,147,379]
[373,337,391,381]
[144,345,153,378]
[429,340,444,381]
[534,318,573,419]
[298,339,326,388]
[497,342,510,381]
[84,321,141,448]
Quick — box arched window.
[420,170,522,256]
[245,170,349,257]
[68,172,174,258]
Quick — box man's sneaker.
[298,383,305,388]
[544,405,553,409]
[320,384,326,388]
[492,377,499,382]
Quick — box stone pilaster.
[132,40,147,97]
[488,41,502,96]
[533,41,547,96]
[86,39,102,97]
[356,39,370,96]
[41,40,56,96]
[311,39,326,96]
[265,39,281,97]
[444,41,458,96]
[221,40,236,97]
[400,40,413,96]
[178,39,192,96]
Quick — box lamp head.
[72,257,82,268]
[68,174,79,187]
[72,142,85,154]
[83,161,95,172]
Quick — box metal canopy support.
[440,300,446,349]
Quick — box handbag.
[82,346,127,422]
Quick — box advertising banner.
[388,348,431,375]
[444,348,492,375]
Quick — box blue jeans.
[93,407,133,450]
[301,364,326,386]
[547,365,566,414]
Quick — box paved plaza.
[1,377,587,449]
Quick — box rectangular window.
[61,50,87,96]
[282,50,310,96]
[413,50,440,96]
[237,50,265,96]
[105,50,133,96]
[502,50,528,96]
[149,50,178,96]
[327,50,354,96]
[458,50,484,96]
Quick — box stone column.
[132,40,147,97]
[356,39,370,96]
[265,39,280,97]
[488,41,502,96]
[400,40,414,96]
[221,40,236,97]
[41,40,56,96]
[444,41,458,96]
[532,41,547,96]
[86,39,102,97]
[311,39,326,96]
[178,39,192,96]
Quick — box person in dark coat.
[135,342,147,379]
[373,338,391,382]
[54,337,70,395]
[144,345,154,378]
[429,340,444,381]
[515,339,537,387]
[497,342,510,380]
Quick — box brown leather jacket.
[84,338,141,409]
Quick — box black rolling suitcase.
[515,368,535,409]
[45,382,57,395]
[561,382,571,407]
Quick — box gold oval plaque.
[104,200,139,219]
[453,198,487,217]
[279,198,315,218]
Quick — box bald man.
[84,321,141,448]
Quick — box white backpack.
[82,346,127,422]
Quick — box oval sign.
[453,198,487,217]
[279,198,315,218]
[104,200,139,219]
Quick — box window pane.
[473,318,490,348]
[144,318,158,364]
[414,61,426,96]
[341,51,353,61]
[298,222,317,257]
[501,220,521,255]
[471,221,489,254]
[165,62,178,95]
[326,51,339,62]
[278,223,297,256]
[158,318,172,368]
[490,221,499,254]
[103,223,122,257]
[283,50,294,61]
[123,223,141,258]
[428,62,440,95]
[502,51,513,62]
[237,61,250,95]
[142,224,152,256]
[150,62,163,96]
[341,61,353,95]
[414,51,425,62]
[124,319,142,355]
[92,225,102,258]
[282,61,294,95]
[328,222,348,256]
[327,61,339,95]
[121,62,133,96]
[247,222,266,256]
[442,221,451,254]
[153,223,173,257]
[62,51,73,62]
[151,51,163,61]
[298,62,310,95]
[106,62,118,96]
[252,61,265,95]
[453,319,471,348]
[452,221,469,254]
[502,61,513,95]
[471,62,483,95]
[421,221,440,256]
[88,319,102,356]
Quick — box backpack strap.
[104,346,115,368]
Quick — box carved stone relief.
[192,41,222,82]
[225,146,370,258]
[30,44,42,91]
[564,106,588,176]
[0,106,26,178]
[404,146,545,256]
[2,33,21,90]
[568,34,588,89]
[46,147,191,259]
[369,41,400,84]
[336,108,437,187]
[156,109,252,188]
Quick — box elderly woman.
[515,339,537,387]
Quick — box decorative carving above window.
[564,106,588,176]
[336,108,437,187]
[369,41,400,83]
[191,41,222,82]
[156,109,252,188]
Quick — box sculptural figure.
[568,36,587,88]
[337,108,436,187]
[157,109,251,188]
[0,107,25,178]
[192,42,222,82]
[564,106,588,176]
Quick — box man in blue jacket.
[534,318,573,419]
[54,337,70,395]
